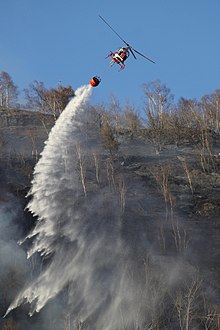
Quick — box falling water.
[5,85,96,315]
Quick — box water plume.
[5,85,94,315]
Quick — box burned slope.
[0,103,220,329]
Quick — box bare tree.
[75,144,87,197]
[201,89,220,132]
[100,119,119,155]
[108,95,123,135]
[26,129,39,162]
[0,71,18,110]
[177,97,199,129]
[118,175,126,216]
[177,156,194,195]
[144,79,174,128]
[24,81,75,119]
[123,103,142,137]
[192,106,216,172]
[105,157,116,189]
[201,299,220,330]
[150,164,171,251]
[174,275,202,330]
[93,152,100,184]
[144,80,174,152]
[150,163,189,252]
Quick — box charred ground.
[0,104,220,329]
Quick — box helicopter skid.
[118,63,125,71]
[105,51,115,59]
[109,59,125,71]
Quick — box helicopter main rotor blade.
[99,15,129,47]
[129,47,137,60]
[132,48,156,64]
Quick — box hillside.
[0,105,220,329]
[0,108,53,193]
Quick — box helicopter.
[99,15,155,71]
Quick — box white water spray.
[5,85,93,315]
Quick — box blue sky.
[1,0,220,109]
